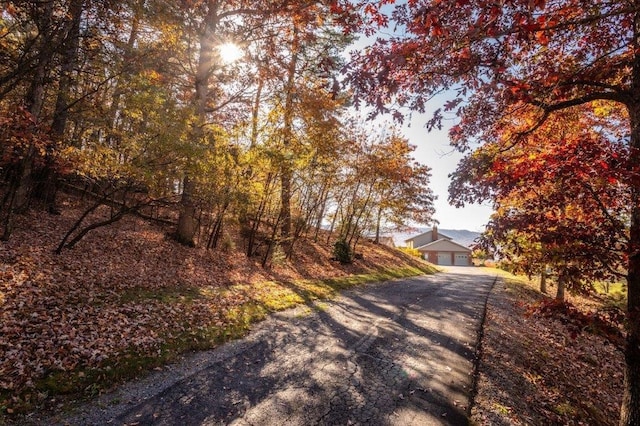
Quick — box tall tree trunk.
[555,273,565,302]
[279,23,299,240]
[623,184,640,426]
[313,184,329,240]
[246,173,274,257]
[106,0,142,149]
[24,0,53,120]
[176,175,198,246]
[326,187,349,244]
[40,0,84,211]
[339,179,361,241]
[262,210,282,268]
[15,34,51,212]
[280,168,292,238]
[620,45,640,422]
[540,266,547,293]
[51,0,83,138]
[4,2,55,239]
[206,204,228,250]
[175,1,220,246]
[250,75,264,148]
[374,205,383,244]
[347,181,375,247]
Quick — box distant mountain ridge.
[437,229,482,249]
[390,228,481,249]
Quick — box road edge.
[467,273,500,419]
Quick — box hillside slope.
[0,194,436,418]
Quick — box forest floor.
[0,193,628,425]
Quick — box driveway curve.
[56,266,498,426]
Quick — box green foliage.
[472,248,489,260]
[333,239,353,264]
[594,281,627,310]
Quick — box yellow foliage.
[592,100,617,118]
[398,247,422,257]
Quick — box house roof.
[404,230,452,243]
[377,236,396,247]
[416,238,472,253]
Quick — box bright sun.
[218,42,244,64]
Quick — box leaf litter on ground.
[0,195,433,419]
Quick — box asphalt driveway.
[55,266,498,426]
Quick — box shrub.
[220,234,235,253]
[271,243,287,266]
[333,239,353,264]
[398,247,421,257]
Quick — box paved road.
[57,267,497,426]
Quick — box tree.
[173,0,250,246]
[452,104,629,299]
[265,3,353,244]
[168,0,357,246]
[0,0,159,234]
[0,106,53,239]
[347,1,640,423]
[231,3,355,260]
[328,122,380,249]
[321,120,434,251]
[368,130,435,242]
[0,1,84,234]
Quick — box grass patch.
[320,265,436,289]
[554,401,578,416]
[493,269,629,311]
[489,267,531,282]
[231,265,436,318]
[491,402,511,415]
[594,281,627,310]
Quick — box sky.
[401,114,493,232]
[352,90,494,232]
[357,109,493,232]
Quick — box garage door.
[437,253,452,266]
[454,253,469,266]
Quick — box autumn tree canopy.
[451,103,630,295]
[0,0,435,253]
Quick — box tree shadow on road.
[114,269,495,425]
